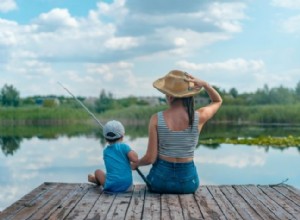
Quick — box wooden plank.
[207,185,242,220]
[220,185,263,220]
[258,185,300,219]
[86,191,117,220]
[64,184,102,220]
[179,193,203,220]
[28,183,79,220]
[0,183,50,220]
[3,183,67,220]
[2,183,300,220]
[194,186,226,220]
[272,185,300,208]
[245,185,294,219]
[48,183,91,220]
[105,190,133,220]
[125,185,146,220]
[233,185,279,220]
[284,185,300,197]
[161,194,184,220]
[142,191,161,220]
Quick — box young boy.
[88,120,138,192]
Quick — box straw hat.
[153,70,201,97]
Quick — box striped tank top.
[157,111,199,158]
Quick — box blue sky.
[0,0,299,97]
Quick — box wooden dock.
[1,183,300,220]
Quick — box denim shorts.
[146,158,199,194]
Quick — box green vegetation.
[1,82,300,156]
[1,81,300,124]
[214,104,300,124]
[0,84,20,107]
[200,135,300,148]
[0,106,91,125]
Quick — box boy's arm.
[128,150,138,164]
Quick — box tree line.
[1,81,300,111]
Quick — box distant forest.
[1,81,300,112]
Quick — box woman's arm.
[186,74,223,130]
[132,114,158,169]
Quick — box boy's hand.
[130,162,138,170]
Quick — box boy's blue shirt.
[103,142,132,192]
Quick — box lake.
[1,125,300,211]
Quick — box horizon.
[1,0,300,98]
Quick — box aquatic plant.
[200,135,300,147]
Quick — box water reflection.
[1,124,300,156]
[0,136,22,156]
[1,124,300,211]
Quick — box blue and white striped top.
[157,111,199,158]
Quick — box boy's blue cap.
[103,120,125,140]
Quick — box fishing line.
[57,81,104,128]
[57,81,152,190]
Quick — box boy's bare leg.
[88,169,106,186]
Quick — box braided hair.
[182,96,195,128]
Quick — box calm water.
[1,133,300,211]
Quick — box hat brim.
[153,78,202,98]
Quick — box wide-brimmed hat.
[153,70,201,97]
[103,120,125,140]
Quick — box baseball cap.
[103,120,125,140]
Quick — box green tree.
[95,89,114,113]
[269,86,294,104]
[296,81,300,100]
[0,136,22,156]
[229,87,238,98]
[0,84,20,107]
[249,84,269,104]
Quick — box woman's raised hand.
[184,73,208,90]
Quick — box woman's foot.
[88,174,97,184]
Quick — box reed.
[213,104,300,124]
[0,106,91,125]
[1,104,300,125]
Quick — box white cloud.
[86,61,135,85]
[85,61,156,97]
[255,68,300,89]
[282,15,300,33]
[33,8,78,32]
[1,0,297,97]
[206,2,247,33]
[0,186,19,211]
[271,0,300,9]
[0,0,247,67]
[67,71,94,83]
[0,0,17,12]
[175,58,266,92]
[194,147,266,168]
[176,58,265,72]
[104,37,139,50]
[96,0,128,20]
[0,19,19,47]
[196,154,265,168]
[174,37,187,47]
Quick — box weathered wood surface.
[1,183,300,220]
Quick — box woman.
[133,70,222,194]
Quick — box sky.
[0,0,299,98]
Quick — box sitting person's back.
[88,120,138,192]
[131,70,222,194]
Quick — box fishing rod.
[57,82,152,190]
[57,82,104,128]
